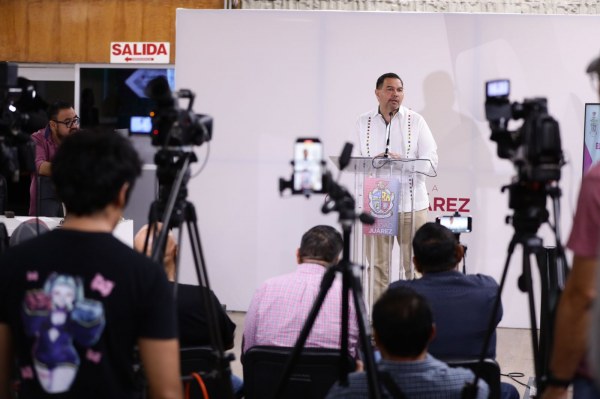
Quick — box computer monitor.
[583,103,600,175]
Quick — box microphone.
[384,111,393,158]
[338,142,353,171]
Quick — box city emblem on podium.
[368,180,395,219]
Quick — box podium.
[330,156,436,308]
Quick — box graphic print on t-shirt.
[21,272,106,393]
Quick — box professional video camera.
[144,76,212,148]
[143,76,214,226]
[0,62,36,184]
[485,79,565,234]
[485,79,563,183]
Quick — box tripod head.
[502,180,552,238]
[152,148,197,231]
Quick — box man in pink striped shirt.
[243,225,359,358]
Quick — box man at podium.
[355,72,438,300]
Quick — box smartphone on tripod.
[436,214,472,234]
[292,138,325,194]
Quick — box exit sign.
[110,42,170,64]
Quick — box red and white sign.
[110,42,170,64]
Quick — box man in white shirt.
[355,73,438,300]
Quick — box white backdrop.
[174,9,599,328]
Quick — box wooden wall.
[0,0,224,63]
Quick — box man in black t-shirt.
[0,130,182,399]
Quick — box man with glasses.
[29,101,80,216]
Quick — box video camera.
[142,76,214,228]
[145,76,213,147]
[0,62,36,183]
[485,79,565,234]
[485,79,563,183]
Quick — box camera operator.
[29,101,80,216]
[542,53,600,399]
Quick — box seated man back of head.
[0,129,182,399]
[391,222,518,399]
[243,225,359,357]
[391,222,500,358]
[326,286,489,398]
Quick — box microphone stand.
[383,111,393,158]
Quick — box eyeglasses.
[53,116,80,128]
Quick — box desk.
[0,217,134,247]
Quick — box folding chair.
[243,345,356,399]
[446,358,502,399]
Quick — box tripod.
[144,149,235,399]
[465,183,568,398]
[274,145,385,399]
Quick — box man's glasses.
[53,116,80,128]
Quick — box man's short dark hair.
[373,286,433,357]
[586,52,600,75]
[52,129,142,216]
[47,101,74,120]
[298,225,343,264]
[376,73,403,89]
[413,222,458,272]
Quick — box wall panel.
[0,0,223,63]
[176,9,600,328]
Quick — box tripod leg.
[184,204,235,399]
[341,264,350,384]
[273,266,339,399]
[537,247,556,385]
[522,247,542,391]
[347,262,383,399]
[478,238,516,362]
[185,214,223,348]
